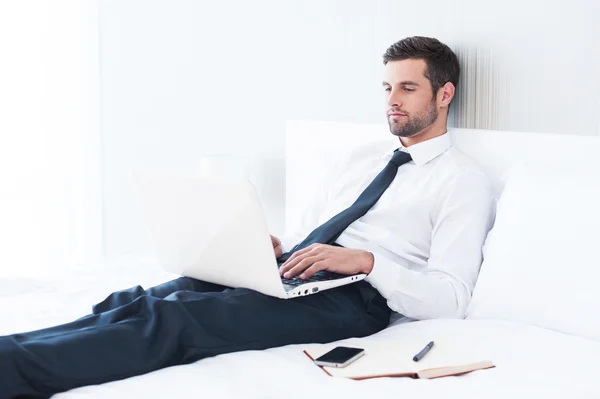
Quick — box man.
[0,36,494,398]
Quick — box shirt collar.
[381,132,452,167]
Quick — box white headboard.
[285,120,599,232]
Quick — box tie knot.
[390,149,412,167]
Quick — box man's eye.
[384,87,391,92]
[404,88,415,92]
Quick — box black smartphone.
[313,346,365,368]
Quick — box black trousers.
[0,277,390,398]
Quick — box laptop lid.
[131,172,287,297]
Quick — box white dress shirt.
[279,133,496,320]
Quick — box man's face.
[383,59,438,138]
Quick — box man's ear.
[438,82,455,108]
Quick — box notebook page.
[306,338,489,379]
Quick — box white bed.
[2,266,600,399]
[3,264,600,399]
[2,120,599,398]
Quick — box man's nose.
[387,89,401,108]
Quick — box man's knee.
[163,290,190,302]
[97,294,178,327]
[92,285,146,314]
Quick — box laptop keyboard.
[279,270,348,286]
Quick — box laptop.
[131,172,366,299]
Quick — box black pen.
[412,341,434,362]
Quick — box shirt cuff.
[364,252,405,300]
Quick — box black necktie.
[277,149,412,263]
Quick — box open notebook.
[304,338,495,380]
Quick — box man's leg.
[0,281,390,399]
[91,277,228,314]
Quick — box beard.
[388,100,438,138]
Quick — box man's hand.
[278,243,374,279]
[271,235,283,258]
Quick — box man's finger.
[299,261,326,279]
[282,256,320,279]
[280,248,310,274]
[279,254,297,274]
[271,235,280,248]
[280,253,309,276]
[280,245,320,274]
[281,244,320,269]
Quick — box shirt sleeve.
[364,172,496,320]
[277,150,352,254]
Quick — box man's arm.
[365,172,496,319]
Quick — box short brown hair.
[383,36,460,98]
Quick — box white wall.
[0,1,102,275]
[100,0,600,258]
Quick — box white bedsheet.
[1,262,599,399]
[0,257,176,336]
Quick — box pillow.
[466,160,600,341]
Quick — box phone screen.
[315,346,364,364]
